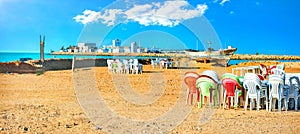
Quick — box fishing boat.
[184,45,237,66]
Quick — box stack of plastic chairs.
[196,70,219,108]
[243,73,268,111]
[221,73,244,109]
[184,72,201,106]
[284,74,300,111]
[269,74,287,112]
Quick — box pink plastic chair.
[184,72,200,106]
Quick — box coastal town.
[57,39,158,54]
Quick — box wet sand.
[1,62,300,133]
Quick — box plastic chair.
[184,72,201,107]
[222,78,243,109]
[285,75,300,111]
[243,73,268,111]
[196,77,218,108]
[276,64,285,70]
[196,70,219,108]
[269,74,287,112]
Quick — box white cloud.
[73,10,100,25]
[219,0,230,6]
[73,0,208,27]
[213,0,219,3]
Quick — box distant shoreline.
[50,52,300,60]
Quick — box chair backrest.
[200,70,219,84]
[259,64,268,75]
[244,73,262,84]
[289,76,300,86]
[288,76,300,95]
[196,77,216,96]
[221,73,242,88]
[222,78,238,96]
[184,72,200,93]
[269,79,284,98]
[269,74,284,82]
[271,68,285,77]
[243,73,262,97]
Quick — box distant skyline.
[0,0,300,55]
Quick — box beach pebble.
[65,124,72,128]
[23,126,29,131]
[94,125,102,130]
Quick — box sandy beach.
[1,62,300,133]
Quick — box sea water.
[0,52,163,62]
[0,52,73,62]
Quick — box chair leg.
[295,90,299,111]
[227,97,230,109]
[285,98,288,112]
[199,92,202,108]
[197,90,201,108]
[223,91,227,109]
[213,89,218,107]
[250,99,253,110]
[257,98,260,111]
[265,97,268,112]
[278,99,282,112]
[272,99,276,112]
[230,96,234,107]
[186,88,190,105]
[234,91,238,108]
[244,93,249,111]
[296,98,298,112]
[269,98,272,112]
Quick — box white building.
[78,43,97,52]
[131,42,137,53]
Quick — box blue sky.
[0,0,299,55]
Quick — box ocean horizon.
[0,52,165,63]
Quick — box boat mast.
[207,40,212,57]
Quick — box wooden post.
[72,56,76,72]
[40,35,45,62]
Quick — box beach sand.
[1,62,300,133]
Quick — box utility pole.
[40,35,45,62]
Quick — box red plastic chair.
[222,78,243,109]
[184,72,200,105]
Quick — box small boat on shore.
[185,46,237,66]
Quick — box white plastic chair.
[276,64,285,70]
[243,73,268,111]
[123,60,129,74]
[271,68,285,79]
[269,74,287,112]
